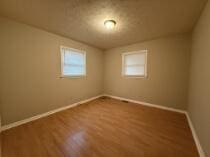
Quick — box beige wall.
[104,34,191,110]
[188,0,210,156]
[0,17,104,125]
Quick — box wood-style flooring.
[2,97,199,157]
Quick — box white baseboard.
[104,94,187,114]
[104,94,205,157]
[1,93,205,157]
[186,113,206,157]
[1,94,103,131]
[0,116,1,133]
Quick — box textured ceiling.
[0,0,207,49]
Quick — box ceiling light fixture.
[104,20,116,29]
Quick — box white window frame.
[60,46,86,78]
[122,50,148,78]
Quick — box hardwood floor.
[2,97,198,157]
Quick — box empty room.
[0,0,210,156]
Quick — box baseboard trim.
[1,94,103,132]
[0,116,1,133]
[104,94,205,157]
[1,93,205,157]
[185,113,206,157]
[104,94,187,114]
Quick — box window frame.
[122,50,148,78]
[60,46,86,78]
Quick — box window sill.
[60,75,86,79]
[122,75,147,79]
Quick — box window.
[61,46,86,77]
[122,50,147,77]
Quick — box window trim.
[122,50,148,78]
[60,46,86,78]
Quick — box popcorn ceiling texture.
[0,0,207,49]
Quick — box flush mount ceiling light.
[104,20,116,29]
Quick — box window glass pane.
[125,53,145,65]
[64,49,84,65]
[64,65,85,76]
[62,47,86,76]
[125,65,145,76]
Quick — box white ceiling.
[0,0,207,50]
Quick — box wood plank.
[2,97,199,157]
